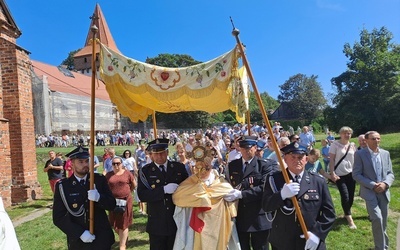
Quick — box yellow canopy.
[99,43,249,122]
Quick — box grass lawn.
[8,133,400,249]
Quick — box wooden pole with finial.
[89,13,98,234]
[246,110,251,135]
[230,17,309,239]
[152,111,158,139]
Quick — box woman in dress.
[329,126,357,229]
[106,156,137,250]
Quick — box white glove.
[163,183,179,194]
[88,186,100,202]
[301,231,320,250]
[80,230,96,243]
[223,189,242,202]
[280,181,300,200]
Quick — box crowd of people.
[35,130,152,148]
[41,122,394,250]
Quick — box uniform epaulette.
[309,171,325,179]
[141,163,151,170]
[271,171,282,177]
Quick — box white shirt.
[228,149,242,163]
[123,157,136,171]
[289,170,304,183]
[368,147,382,182]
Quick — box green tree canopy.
[145,54,212,128]
[278,73,326,123]
[144,53,279,129]
[327,27,400,134]
[60,49,81,70]
[146,54,201,68]
[249,91,279,122]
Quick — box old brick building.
[31,3,121,135]
[0,0,41,207]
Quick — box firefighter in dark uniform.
[262,142,336,250]
[52,146,116,250]
[137,139,188,250]
[224,135,279,250]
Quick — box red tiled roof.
[74,4,120,58]
[31,60,111,101]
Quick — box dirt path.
[12,208,51,227]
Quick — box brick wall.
[0,38,42,206]
[0,60,12,207]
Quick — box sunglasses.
[112,162,121,166]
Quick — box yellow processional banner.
[99,43,249,123]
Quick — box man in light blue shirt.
[299,126,315,149]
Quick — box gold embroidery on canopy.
[150,69,181,90]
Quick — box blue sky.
[6,0,400,100]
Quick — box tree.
[60,49,81,70]
[328,27,400,133]
[146,54,200,68]
[144,54,280,129]
[145,54,213,128]
[249,91,279,122]
[278,74,327,123]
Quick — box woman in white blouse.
[329,126,357,229]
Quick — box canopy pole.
[89,23,98,234]
[152,111,158,139]
[246,110,251,135]
[231,26,309,239]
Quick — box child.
[305,148,330,180]
[326,131,335,145]
[321,139,330,172]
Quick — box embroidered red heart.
[161,72,169,81]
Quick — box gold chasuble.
[172,170,239,250]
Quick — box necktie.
[160,165,166,177]
[80,179,85,186]
[243,162,249,173]
[294,175,300,183]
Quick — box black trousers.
[238,230,270,250]
[149,234,175,250]
[336,173,356,216]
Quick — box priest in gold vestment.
[172,151,241,250]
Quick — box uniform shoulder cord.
[139,169,151,189]
[58,182,85,217]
